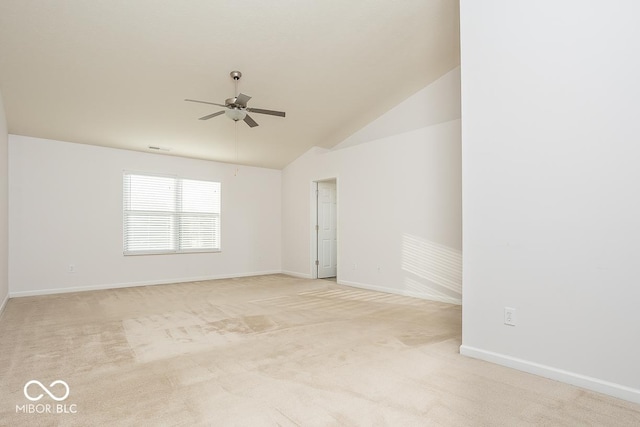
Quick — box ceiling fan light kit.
[185,70,285,128]
[225,108,246,121]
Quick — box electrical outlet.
[504,307,516,326]
[68,264,76,273]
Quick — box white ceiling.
[0,0,460,169]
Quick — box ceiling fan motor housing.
[226,97,241,108]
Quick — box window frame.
[122,171,221,256]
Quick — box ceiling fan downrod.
[230,70,242,98]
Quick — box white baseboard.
[338,279,461,305]
[0,292,9,319]
[460,345,640,404]
[281,270,312,279]
[9,270,283,298]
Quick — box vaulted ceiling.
[0,0,460,169]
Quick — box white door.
[317,181,337,278]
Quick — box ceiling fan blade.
[247,108,286,117]
[235,93,252,107]
[243,114,259,128]
[185,99,227,108]
[199,111,225,120]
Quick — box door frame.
[310,177,338,279]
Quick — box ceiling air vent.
[147,146,171,152]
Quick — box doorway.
[313,179,337,279]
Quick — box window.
[123,172,221,255]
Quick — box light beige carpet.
[0,274,639,426]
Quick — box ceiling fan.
[185,70,286,128]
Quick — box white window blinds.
[123,172,221,255]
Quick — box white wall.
[0,90,8,314]
[282,68,462,304]
[460,1,640,402]
[9,136,281,296]
[334,67,461,150]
